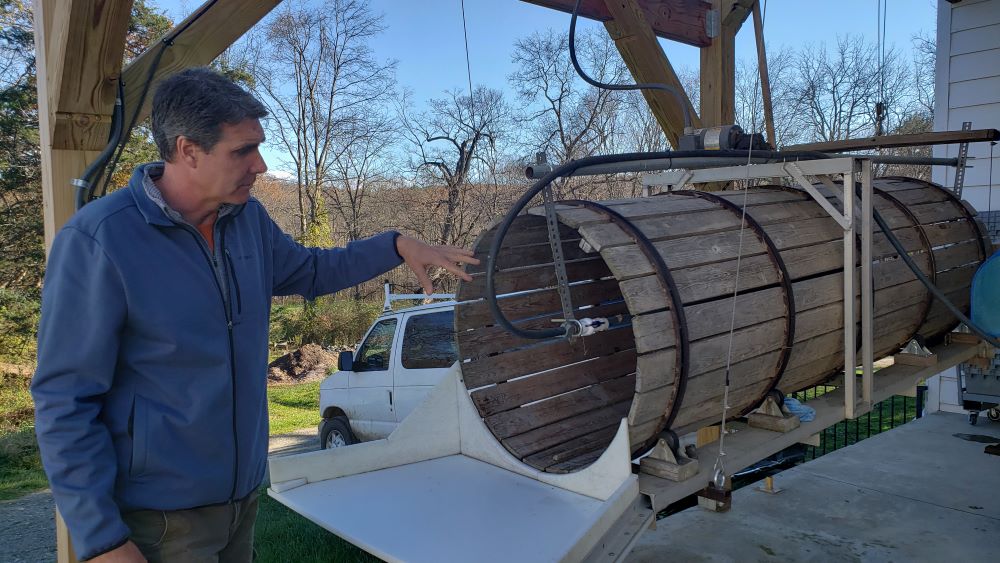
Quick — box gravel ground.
[0,490,56,563]
[0,429,320,562]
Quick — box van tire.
[320,417,357,449]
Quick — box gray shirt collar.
[141,162,237,226]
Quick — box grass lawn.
[268,381,323,436]
[0,371,48,501]
[254,488,381,563]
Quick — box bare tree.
[246,0,395,241]
[792,35,912,142]
[509,28,628,197]
[735,47,803,148]
[401,86,508,248]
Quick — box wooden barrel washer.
[454,177,993,474]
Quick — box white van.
[318,288,457,449]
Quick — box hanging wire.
[713,0,769,491]
[459,0,476,120]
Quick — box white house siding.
[928,0,1000,415]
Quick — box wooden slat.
[523,425,620,471]
[502,401,631,457]
[578,208,742,251]
[460,256,611,296]
[461,327,634,388]
[486,374,635,439]
[546,448,606,473]
[909,201,970,224]
[933,240,983,271]
[472,214,578,250]
[628,383,674,425]
[601,230,768,280]
[880,186,951,205]
[457,301,629,357]
[455,278,622,327]
[471,349,637,417]
[465,238,588,274]
[632,286,785,353]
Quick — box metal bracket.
[784,163,850,229]
[542,185,576,332]
[953,121,972,198]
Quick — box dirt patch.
[267,344,339,386]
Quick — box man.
[31,67,477,562]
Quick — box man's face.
[192,118,268,206]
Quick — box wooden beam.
[120,0,282,128]
[722,0,754,32]
[751,0,776,147]
[784,129,1000,153]
[699,0,737,127]
[49,0,133,150]
[603,0,702,147]
[522,0,713,47]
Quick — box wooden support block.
[639,437,699,482]
[893,352,939,367]
[968,356,991,370]
[696,425,721,447]
[949,332,982,345]
[697,482,732,512]
[899,386,918,398]
[747,396,801,433]
[755,475,783,495]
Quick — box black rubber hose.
[568,0,692,130]
[860,183,1000,348]
[485,150,831,340]
[75,79,125,209]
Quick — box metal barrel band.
[880,176,988,261]
[672,189,796,415]
[872,186,938,348]
[559,199,691,447]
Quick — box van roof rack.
[382,281,454,312]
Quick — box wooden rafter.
[603,0,702,147]
[120,0,282,129]
[521,0,713,47]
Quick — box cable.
[82,0,221,202]
[568,0,692,130]
[74,79,125,209]
[459,0,475,117]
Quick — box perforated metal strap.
[542,186,576,330]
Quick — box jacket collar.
[128,162,243,227]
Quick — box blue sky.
[158,0,938,172]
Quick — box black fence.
[791,384,927,461]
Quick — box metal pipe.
[864,156,960,166]
[526,157,780,179]
[525,155,962,180]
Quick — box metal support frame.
[643,157,875,419]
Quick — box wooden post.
[700,0,738,127]
[751,0,776,147]
[602,0,702,147]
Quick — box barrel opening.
[455,214,637,473]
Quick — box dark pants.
[121,491,258,563]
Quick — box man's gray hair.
[151,67,268,161]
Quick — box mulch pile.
[267,344,338,385]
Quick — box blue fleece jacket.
[31,163,403,560]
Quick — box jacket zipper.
[182,222,239,502]
[219,224,240,502]
[224,249,243,315]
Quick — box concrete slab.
[628,412,1000,562]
